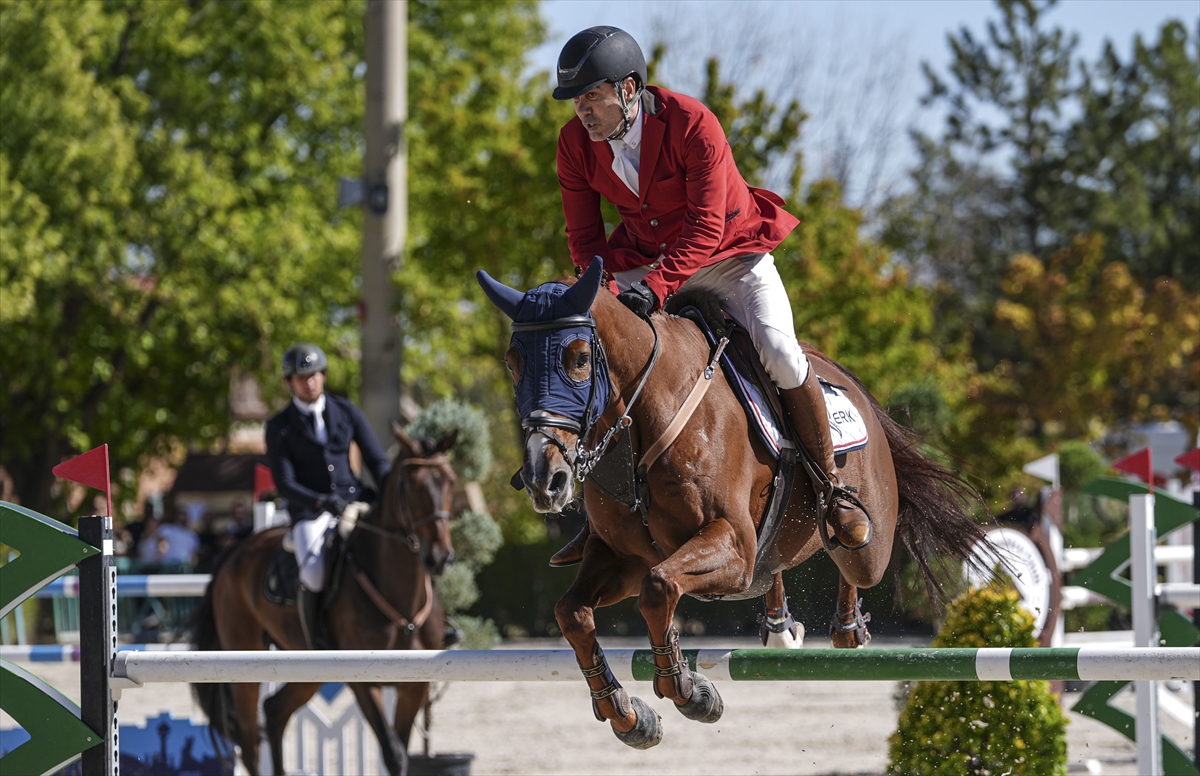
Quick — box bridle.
[514,312,660,483]
[356,453,454,553]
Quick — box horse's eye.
[504,360,514,373]
[575,353,590,369]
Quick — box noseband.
[356,453,454,552]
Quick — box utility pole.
[360,0,406,449]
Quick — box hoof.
[675,672,724,723]
[613,696,663,749]
[764,620,804,649]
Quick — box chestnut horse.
[190,425,458,775]
[478,260,990,749]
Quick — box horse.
[190,424,459,775]
[477,259,992,749]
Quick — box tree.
[1062,20,1200,287]
[1,0,366,517]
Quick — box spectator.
[153,509,200,568]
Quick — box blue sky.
[531,1,1199,208]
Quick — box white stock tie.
[611,142,639,196]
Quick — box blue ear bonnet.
[476,261,612,434]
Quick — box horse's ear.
[435,429,459,455]
[391,420,421,458]
[476,270,524,320]
[559,258,603,314]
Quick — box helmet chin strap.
[606,80,642,142]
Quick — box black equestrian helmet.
[281,343,327,378]
[553,26,647,100]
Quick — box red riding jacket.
[557,85,800,303]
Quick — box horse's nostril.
[549,470,568,495]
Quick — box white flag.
[1023,453,1060,489]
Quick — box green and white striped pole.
[111,647,1200,687]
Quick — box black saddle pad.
[264,549,299,607]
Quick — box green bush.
[407,398,492,482]
[887,577,1068,776]
[434,509,503,649]
[1057,441,1107,491]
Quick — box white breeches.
[291,512,338,592]
[614,252,809,389]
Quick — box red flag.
[254,463,276,502]
[1112,447,1153,493]
[52,444,112,516]
[1175,448,1200,473]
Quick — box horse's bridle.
[513,313,661,482]
[356,453,454,552]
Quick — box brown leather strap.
[351,559,433,646]
[641,338,728,473]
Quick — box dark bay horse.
[191,425,458,775]
[478,260,990,748]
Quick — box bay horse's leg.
[349,682,407,776]
[262,681,322,775]
[391,681,431,751]
[830,574,872,648]
[759,572,803,648]
[554,540,659,748]
[228,683,264,775]
[639,519,751,721]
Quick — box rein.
[348,451,450,646]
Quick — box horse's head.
[476,260,611,513]
[383,422,459,576]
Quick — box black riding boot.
[297,584,325,649]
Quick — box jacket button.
[327,464,335,472]
[658,242,667,250]
[650,218,659,227]
[641,203,649,211]
[349,486,356,494]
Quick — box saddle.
[264,525,349,616]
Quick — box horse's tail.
[833,364,993,609]
[188,554,240,759]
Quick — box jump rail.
[110,647,1200,689]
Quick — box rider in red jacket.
[549,27,872,567]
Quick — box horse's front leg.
[554,539,659,748]
[759,572,803,648]
[830,574,871,648]
[349,683,407,776]
[639,518,751,723]
[262,681,322,775]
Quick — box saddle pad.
[264,549,299,607]
[678,307,868,459]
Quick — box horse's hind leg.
[262,681,322,775]
[830,575,872,648]
[555,540,657,748]
[759,572,803,648]
[350,682,407,776]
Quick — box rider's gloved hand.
[616,281,658,319]
[320,494,348,518]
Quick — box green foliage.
[1057,441,1106,491]
[408,399,492,482]
[451,509,503,570]
[889,380,953,441]
[1,0,366,517]
[436,509,503,650]
[882,1,1200,503]
[888,578,1068,776]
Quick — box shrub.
[407,398,492,482]
[887,577,1068,776]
